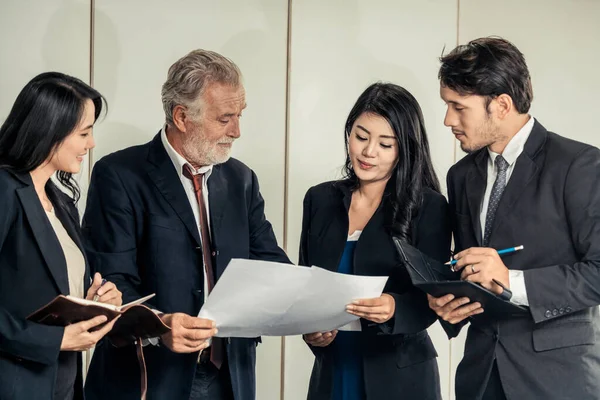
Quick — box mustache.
[218,138,236,144]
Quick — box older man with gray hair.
[83,49,289,400]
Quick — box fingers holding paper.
[427,294,483,324]
[453,247,509,294]
[346,293,395,323]
[160,313,218,353]
[303,330,338,347]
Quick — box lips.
[357,159,375,170]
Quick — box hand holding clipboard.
[392,238,528,319]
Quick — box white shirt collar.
[160,126,213,178]
[487,116,535,166]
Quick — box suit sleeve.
[438,170,469,338]
[82,160,143,305]
[247,170,290,264]
[371,192,452,335]
[0,191,64,365]
[524,147,600,323]
[298,189,311,267]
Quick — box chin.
[65,165,81,174]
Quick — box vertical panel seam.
[450,2,461,399]
[281,0,293,399]
[87,0,95,184]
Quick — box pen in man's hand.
[446,245,524,268]
[93,279,107,302]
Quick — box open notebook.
[28,293,170,347]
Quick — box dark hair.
[0,72,105,203]
[439,37,533,114]
[342,82,441,240]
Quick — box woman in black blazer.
[300,83,451,400]
[0,72,122,400]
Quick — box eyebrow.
[220,103,248,118]
[81,124,94,130]
[444,100,467,107]
[356,124,395,139]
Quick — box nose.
[87,133,96,150]
[444,108,456,128]
[361,140,377,158]
[229,118,241,139]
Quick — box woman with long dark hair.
[299,82,451,400]
[0,72,122,399]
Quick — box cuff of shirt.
[142,308,164,347]
[142,337,160,347]
[508,270,529,306]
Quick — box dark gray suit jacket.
[83,133,290,400]
[447,120,600,400]
[0,170,90,400]
[300,181,451,400]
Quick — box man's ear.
[493,94,514,120]
[172,105,188,132]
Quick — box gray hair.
[161,49,242,124]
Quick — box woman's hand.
[303,330,338,347]
[346,293,396,323]
[86,272,122,306]
[60,315,120,351]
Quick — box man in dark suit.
[83,49,290,400]
[428,37,600,400]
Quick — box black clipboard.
[392,237,528,317]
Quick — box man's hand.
[303,330,338,347]
[453,247,509,294]
[346,293,395,323]
[427,294,483,324]
[159,313,217,353]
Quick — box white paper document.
[198,259,388,337]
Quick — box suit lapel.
[16,184,70,295]
[488,122,546,243]
[207,165,226,238]
[465,150,488,246]
[146,134,201,246]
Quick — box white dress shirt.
[480,116,535,306]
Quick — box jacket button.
[493,333,499,340]
[544,310,552,318]
[565,307,572,313]
[212,251,216,257]
[559,308,565,315]
[552,309,558,316]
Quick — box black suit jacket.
[83,133,290,400]
[0,169,89,400]
[447,120,600,400]
[299,181,451,400]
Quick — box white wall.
[1,1,599,399]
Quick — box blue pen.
[446,245,524,267]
